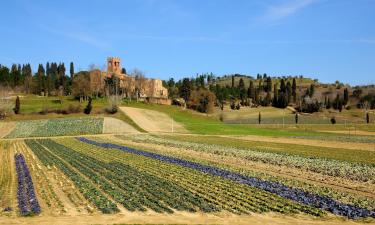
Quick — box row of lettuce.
[5,118,103,138]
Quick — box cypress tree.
[366,112,370,124]
[295,113,298,124]
[258,112,261,124]
[273,84,278,106]
[13,96,20,114]
[286,81,292,104]
[231,75,235,88]
[70,62,74,78]
[238,78,246,103]
[292,78,297,102]
[280,79,286,93]
[37,64,45,95]
[247,80,254,99]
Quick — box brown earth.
[318,130,375,136]
[224,135,375,151]
[103,117,140,134]
[0,122,16,138]
[120,107,187,133]
[0,211,369,225]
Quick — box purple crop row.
[15,153,41,216]
[78,137,375,219]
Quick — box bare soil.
[103,117,140,134]
[120,107,187,133]
[0,211,369,225]
[227,135,375,151]
[318,130,375,136]
[0,122,16,138]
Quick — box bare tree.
[132,68,147,101]
[72,73,91,102]
[0,86,13,119]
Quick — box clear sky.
[0,0,374,85]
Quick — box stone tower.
[107,57,122,74]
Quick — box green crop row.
[58,138,324,216]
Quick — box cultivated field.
[0,104,374,225]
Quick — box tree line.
[0,62,75,96]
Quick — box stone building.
[89,57,168,101]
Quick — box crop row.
[33,139,218,213]
[6,118,103,138]
[107,135,375,211]
[121,135,375,183]
[79,137,375,219]
[24,140,118,214]
[59,137,324,216]
[15,153,41,216]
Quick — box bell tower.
[107,57,121,74]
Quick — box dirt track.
[225,135,375,151]
[0,212,367,225]
[120,107,187,133]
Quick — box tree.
[265,77,272,92]
[343,88,349,105]
[23,64,33,94]
[121,68,127,74]
[13,96,20,114]
[309,84,315,97]
[353,89,363,99]
[70,62,74,78]
[286,81,292,104]
[366,112,370,124]
[133,69,147,99]
[292,78,297,103]
[280,79,286,93]
[0,65,10,86]
[295,113,298,124]
[238,78,246,104]
[272,84,278,106]
[84,97,92,114]
[10,64,21,88]
[231,75,235,88]
[72,72,91,102]
[326,98,332,109]
[247,80,254,100]
[180,78,192,102]
[36,64,45,95]
[258,112,261,124]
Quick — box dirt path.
[103,117,140,134]
[120,107,187,133]
[224,135,375,151]
[0,212,369,225]
[0,122,16,138]
[319,130,375,136]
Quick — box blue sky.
[0,0,374,85]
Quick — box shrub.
[105,96,120,114]
[84,98,92,114]
[330,117,336,124]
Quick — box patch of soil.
[120,107,187,133]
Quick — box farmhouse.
[89,57,168,101]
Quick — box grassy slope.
[122,101,331,137]
[161,135,375,165]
